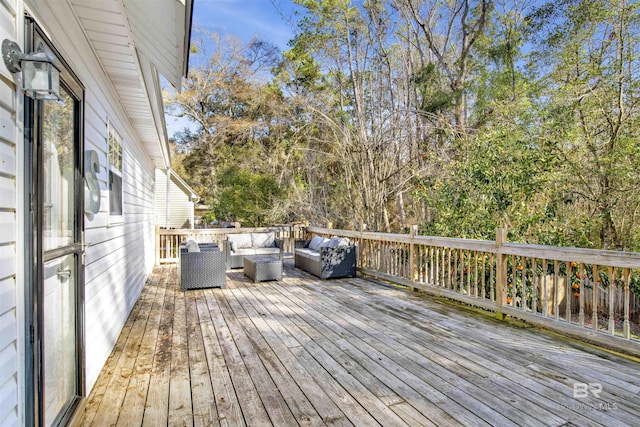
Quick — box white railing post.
[155,225,160,265]
[359,223,367,269]
[409,225,418,290]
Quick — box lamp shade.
[21,51,60,101]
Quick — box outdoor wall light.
[2,39,60,101]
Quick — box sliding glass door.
[25,18,85,427]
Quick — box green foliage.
[213,167,283,227]
[412,63,459,114]
[201,210,217,225]
[165,2,640,253]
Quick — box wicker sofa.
[223,232,284,269]
[294,235,357,279]
[180,241,226,290]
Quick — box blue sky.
[193,0,300,50]
[166,0,300,137]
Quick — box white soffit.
[68,0,192,168]
[122,0,190,90]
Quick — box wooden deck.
[79,261,640,426]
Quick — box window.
[107,121,123,219]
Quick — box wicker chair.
[180,243,226,290]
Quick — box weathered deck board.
[141,267,175,427]
[312,275,640,424]
[117,272,166,426]
[284,272,637,426]
[168,275,194,427]
[79,261,640,426]
[86,270,160,427]
[184,290,219,426]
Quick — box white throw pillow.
[318,238,333,248]
[228,233,252,249]
[252,232,275,248]
[185,239,200,252]
[336,237,350,247]
[309,235,327,251]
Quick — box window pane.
[109,171,123,215]
[43,87,75,250]
[43,254,77,427]
[108,125,122,172]
[108,122,123,216]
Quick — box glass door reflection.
[41,85,79,427]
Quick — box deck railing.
[156,223,306,264]
[308,226,640,356]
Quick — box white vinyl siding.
[154,169,195,229]
[25,1,158,392]
[81,98,156,390]
[0,0,186,419]
[0,0,19,424]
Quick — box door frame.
[23,16,86,427]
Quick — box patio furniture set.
[179,232,357,290]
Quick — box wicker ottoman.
[243,256,283,283]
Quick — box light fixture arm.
[2,39,23,73]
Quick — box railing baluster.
[608,266,615,335]
[521,255,527,311]
[438,247,443,288]
[489,253,494,302]
[466,250,471,296]
[481,253,486,300]
[473,251,478,298]
[423,245,428,283]
[453,249,458,292]
[532,258,538,314]
[460,248,464,292]
[446,247,450,289]
[553,260,560,320]
[441,248,445,289]
[416,245,422,284]
[623,268,631,339]
[510,255,516,307]
[593,265,599,331]
[436,247,444,288]
[566,261,572,322]
[427,246,432,284]
[579,263,585,326]
[430,247,434,286]
[542,259,549,317]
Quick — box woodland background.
[164,0,640,251]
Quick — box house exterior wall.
[0,1,160,423]
[0,1,21,425]
[28,1,157,391]
[155,169,194,229]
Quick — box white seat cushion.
[255,247,280,256]
[233,248,257,257]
